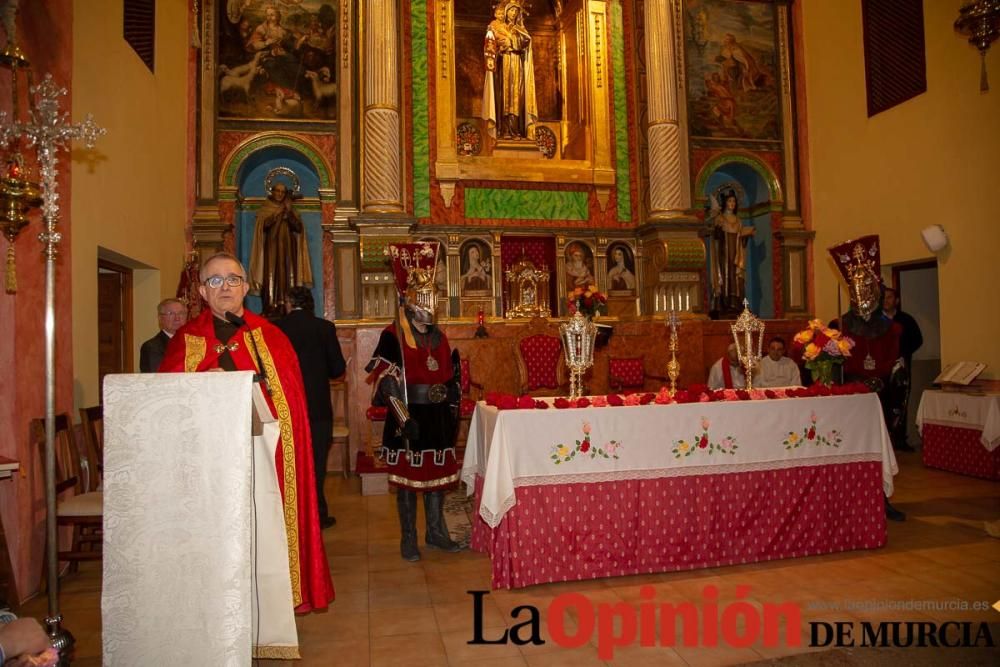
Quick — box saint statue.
[482,0,538,140]
[249,182,313,316]
[709,190,755,312]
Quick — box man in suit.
[139,298,188,372]
[277,286,346,529]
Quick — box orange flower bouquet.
[567,285,608,318]
[792,319,854,386]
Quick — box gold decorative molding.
[777,5,798,213]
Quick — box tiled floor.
[16,450,1000,666]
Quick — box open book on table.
[934,361,987,386]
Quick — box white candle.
[686,292,690,311]
[671,293,675,311]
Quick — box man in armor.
[366,242,463,561]
[829,235,906,522]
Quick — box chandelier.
[954,0,1000,91]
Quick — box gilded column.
[644,0,688,219]
[361,0,403,213]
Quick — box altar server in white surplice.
[758,336,803,388]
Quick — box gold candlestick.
[666,310,681,396]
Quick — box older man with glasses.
[159,252,335,614]
[139,298,188,372]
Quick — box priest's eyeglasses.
[203,274,245,289]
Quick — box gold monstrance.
[730,299,765,391]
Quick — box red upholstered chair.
[459,358,483,418]
[514,320,567,396]
[609,356,667,394]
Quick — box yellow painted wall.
[71,0,190,406]
[800,0,1000,377]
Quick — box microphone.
[226,311,270,393]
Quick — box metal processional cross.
[0,73,104,662]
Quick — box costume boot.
[396,488,421,561]
[424,491,461,552]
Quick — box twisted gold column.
[362,0,403,213]
[644,0,688,218]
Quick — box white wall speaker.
[921,224,948,253]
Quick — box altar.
[462,393,896,589]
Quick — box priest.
[159,252,334,613]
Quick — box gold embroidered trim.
[184,334,206,372]
[388,472,460,488]
[252,644,301,660]
[251,327,303,608]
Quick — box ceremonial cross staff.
[0,73,104,663]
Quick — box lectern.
[101,372,298,664]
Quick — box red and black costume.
[366,242,462,561]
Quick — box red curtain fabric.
[471,462,886,589]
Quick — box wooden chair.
[32,414,103,574]
[608,356,668,394]
[78,405,103,492]
[513,318,567,396]
[330,360,351,478]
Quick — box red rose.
[639,393,654,405]
[534,400,549,409]
[764,390,777,399]
[580,439,591,453]
[554,397,571,409]
[517,395,536,409]
[607,394,624,406]
[688,383,709,397]
[674,390,696,404]
[807,427,816,440]
[699,435,709,448]
[497,395,517,410]
[736,389,750,401]
[485,391,499,406]
[576,397,591,408]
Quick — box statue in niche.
[708,189,755,312]
[249,173,313,316]
[482,0,538,140]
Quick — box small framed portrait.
[459,239,493,296]
[564,241,596,290]
[606,243,637,294]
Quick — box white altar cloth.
[916,390,1000,451]
[462,393,896,528]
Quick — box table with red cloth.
[916,389,1000,481]
[462,394,897,589]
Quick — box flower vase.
[810,359,835,387]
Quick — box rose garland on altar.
[484,381,871,411]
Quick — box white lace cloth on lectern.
[101,372,254,666]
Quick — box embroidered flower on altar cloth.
[551,421,623,464]
[672,417,738,458]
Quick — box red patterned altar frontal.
[470,461,886,589]
[921,424,1000,481]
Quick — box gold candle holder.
[666,310,681,396]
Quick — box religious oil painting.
[218,0,338,122]
[459,239,493,296]
[606,243,636,294]
[684,0,780,141]
[564,241,596,290]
